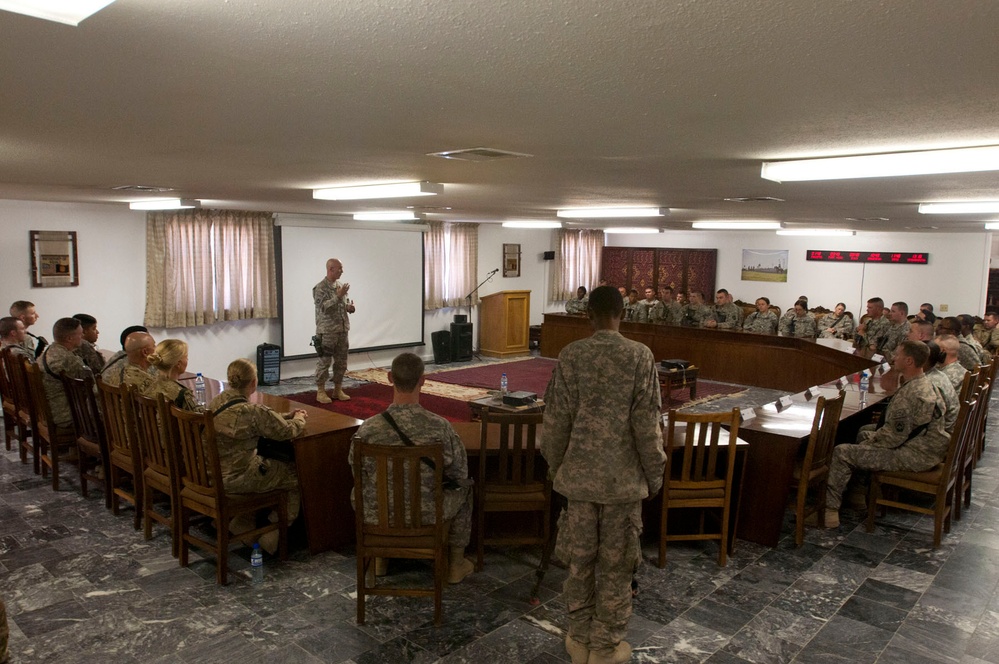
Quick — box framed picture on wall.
[30,230,79,287]
[503,243,521,277]
[741,249,788,283]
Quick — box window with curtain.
[424,221,478,310]
[552,229,604,301]
[144,209,278,328]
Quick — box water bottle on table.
[500,372,508,396]
[194,372,207,406]
[250,543,264,584]
[858,370,869,405]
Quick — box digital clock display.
[806,250,928,264]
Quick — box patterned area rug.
[290,382,473,422]
[347,368,489,401]
[422,357,558,395]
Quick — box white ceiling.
[1,0,998,232]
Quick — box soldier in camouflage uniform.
[9,300,43,358]
[933,335,970,391]
[100,332,156,392]
[879,302,912,356]
[622,290,642,322]
[742,298,778,335]
[817,302,855,339]
[637,287,662,324]
[959,314,989,365]
[778,300,817,338]
[659,287,682,325]
[680,291,716,328]
[565,287,590,315]
[855,298,890,355]
[209,359,307,554]
[974,311,999,353]
[349,352,474,584]
[37,318,87,431]
[924,343,960,433]
[142,339,201,412]
[314,258,355,403]
[542,286,666,664]
[939,317,985,371]
[0,317,34,362]
[70,314,105,374]
[704,289,743,329]
[823,341,948,528]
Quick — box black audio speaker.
[543,250,555,260]
[431,330,452,364]
[256,343,281,386]
[450,322,473,361]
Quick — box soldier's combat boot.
[316,382,332,404]
[587,641,632,664]
[333,385,351,401]
[565,635,589,664]
[447,546,474,584]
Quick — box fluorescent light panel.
[0,0,114,25]
[762,145,999,182]
[501,221,562,229]
[692,221,781,230]
[985,223,999,230]
[129,198,199,210]
[918,201,999,214]
[776,229,856,237]
[313,181,442,200]
[602,227,661,234]
[556,207,667,218]
[352,211,420,221]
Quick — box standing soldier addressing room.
[314,258,356,403]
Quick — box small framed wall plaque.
[503,243,521,277]
[30,230,79,288]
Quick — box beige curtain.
[145,209,277,328]
[424,221,479,310]
[552,229,604,301]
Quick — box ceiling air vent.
[111,185,176,192]
[723,196,785,203]
[427,147,533,162]
[845,217,890,222]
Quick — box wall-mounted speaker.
[543,251,555,260]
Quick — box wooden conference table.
[184,375,363,554]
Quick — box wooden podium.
[478,290,531,358]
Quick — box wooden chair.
[62,372,112,507]
[660,408,742,567]
[866,395,975,547]
[170,405,288,585]
[0,348,32,462]
[25,362,78,491]
[955,380,989,520]
[353,441,449,626]
[474,407,550,572]
[133,391,183,556]
[788,390,846,546]
[96,378,144,529]
[975,358,997,463]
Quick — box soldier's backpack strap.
[380,410,443,475]
[39,347,61,380]
[212,397,248,416]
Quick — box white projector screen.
[277,217,425,359]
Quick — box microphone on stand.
[488,268,500,275]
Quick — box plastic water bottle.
[500,372,508,396]
[859,370,869,405]
[250,543,264,584]
[194,372,206,405]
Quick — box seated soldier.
[0,317,33,361]
[958,314,989,365]
[349,352,474,584]
[623,289,642,322]
[934,334,969,391]
[881,302,912,356]
[742,297,778,335]
[101,325,149,377]
[681,291,715,327]
[822,341,949,528]
[36,318,87,433]
[72,313,105,374]
[817,302,854,339]
[923,341,960,434]
[101,331,157,392]
[659,286,682,325]
[565,287,589,315]
[142,339,201,411]
[907,319,934,342]
[854,297,890,355]
[974,310,999,353]
[9,300,46,358]
[704,288,742,329]
[778,300,817,339]
[939,317,985,371]
[637,287,662,323]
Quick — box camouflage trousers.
[315,331,349,386]
[445,486,473,549]
[826,442,940,510]
[558,500,643,654]
[225,459,301,521]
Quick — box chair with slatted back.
[955,380,989,521]
[25,362,78,490]
[975,358,997,463]
[660,408,742,567]
[3,349,37,472]
[0,347,33,456]
[170,405,288,585]
[866,394,975,547]
[951,370,979,521]
[788,391,846,547]
[474,407,550,572]
[96,378,144,529]
[354,441,449,626]
[133,391,182,556]
[62,372,112,507]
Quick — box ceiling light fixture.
[761,145,999,182]
[352,211,421,221]
[918,201,999,214]
[985,223,999,230]
[556,207,668,218]
[0,0,114,25]
[313,181,443,200]
[602,227,662,234]
[501,221,562,229]
[692,221,781,230]
[776,229,856,237]
[128,198,199,210]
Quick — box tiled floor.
[2,395,999,663]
